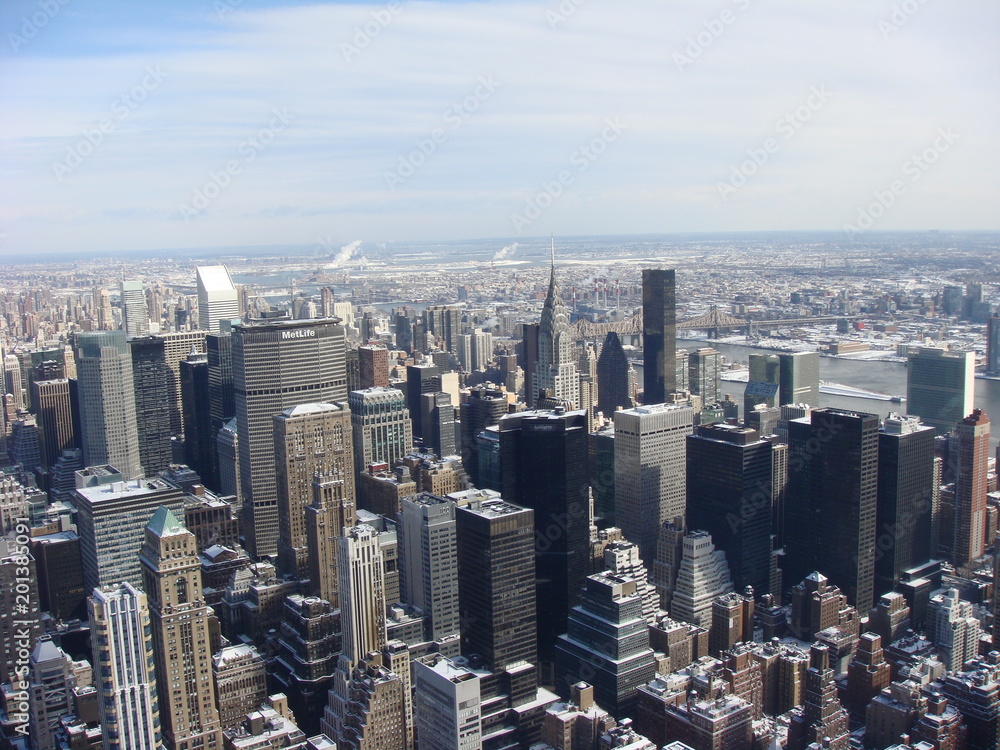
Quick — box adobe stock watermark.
[673,0,752,72]
[51,66,168,183]
[340,1,402,64]
[215,0,243,20]
[384,75,501,191]
[717,86,832,203]
[878,0,931,39]
[546,0,588,29]
[7,0,70,53]
[843,127,959,239]
[176,108,294,220]
[509,117,627,234]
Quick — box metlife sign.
[281,328,316,340]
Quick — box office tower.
[0,536,42,689]
[31,530,86,622]
[686,423,773,596]
[906,348,975,434]
[206,331,235,425]
[74,472,184,592]
[94,287,114,330]
[0,472,30,535]
[75,330,144,480]
[603,539,659,624]
[274,402,354,579]
[875,414,935,596]
[666,530,734,627]
[159,330,208,434]
[590,423,615,527]
[927,588,983,674]
[500,408,589,661]
[27,636,78,750]
[349,387,413,476]
[139,507,223,750]
[358,344,389,389]
[420,391,456,457]
[424,305,463,354]
[460,385,507,488]
[785,409,880,613]
[613,403,692,563]
[532,247,580,408]
[555,572,656,717]
[688,347,721,405]
[458,329,493,372]
[89,583,161,750]
[3,351,24,411]
[413,654,482,750]
[744,353,780,414]
[7,416,41,473]
[942,285,965,316]
[521,322,540,407]
[745,403,780,437]
[398,493,461,656]
[596,331,631,417]
[989,314,1000,374]
[476,427,501,492]
[406,363,440,439]
[394,312,414,353]
[197,265,240,333]
[213,644,268,732]
[786,645,850,750]
[456,497,535,671]
[337,524,386,665]
[779,351,820,407]
[711,592,755,657]
[217,418,240,500]
[234,318,347,558]
[307,463,358,602]
[181,352,213,484]
[29,378,74,470]
[953,409,990,567]
[120,279,150,339]
[129,335,174,476]
[642,269,676,404]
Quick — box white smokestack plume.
[493,242,519,260]
[333,240,362,266]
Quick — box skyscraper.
[906,347,975,434]
[28,378,74,471]
[456,496,537,672]
[74,472,185,592]
[596,331,632,417]
[778,352,820,407]
[743,353,780,414]
[642,268,677,404]
[398,493,461,656]
[953,409,990,567]
[532,242,580,408]
[413,654,482,750]
[419,391,456,458]
[988,314,1000,374]
[358,344,390,389]
[129,336,174,476]
[786,645,850,750]
[407,363,440,440]
[139,507,223,750]
[180,352,213,485]
[688,348,722,405]
[349,386,413,477]
[785,409,880,613]
[460,385,507,488]
[274,402,354,579]
[120,280,150,339]
[614,403,693,564]
[75,330,144,480]
[500,408,590,662]
[233,318,347,558]
[196,265,240,333]
[89,583,161,750]
[686,423,773,596]
[875,414,935,595]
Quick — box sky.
[1,0,998,256]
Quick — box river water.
[656,340,1000,446]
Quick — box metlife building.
[233,318,348,557]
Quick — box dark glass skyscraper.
[499,408,590,664]
[233,318,347,558]
[460,385,508,487]
[596,331,631,416]
[686,423,773,596]
[406,363,440,442]
[180,352,213,486]
[129,337,175,477]
[642,269,676,404]
[875,414,935,597]
[785,408,879,613]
